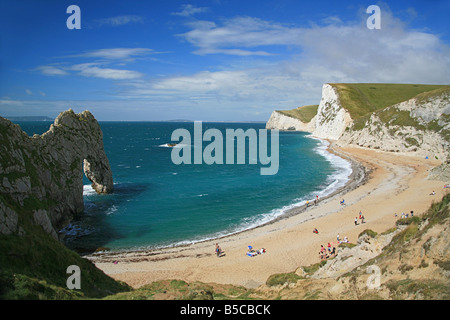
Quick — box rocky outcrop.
[312,84,352,140]
[265,110,315,132]
[0,109,113,240]
[309,229,401,280]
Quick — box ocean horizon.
[16,121,352,254]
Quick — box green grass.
[358,229,378,239]
[385,279,450,300]
[266,272,302,287]
[0,202,131,299]
[277,105,319,123]
[329,83,450,120]
[275,84,449,133]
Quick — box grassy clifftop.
[277,83,450,124]
[329,83,450,120]
[277,104,319,123]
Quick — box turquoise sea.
[17,121,351,253]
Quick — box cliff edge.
[0,109,113,240]
[266,83,450,161]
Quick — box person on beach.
[313,228,319,234]
[340,199,345,205]
[331,247,336,257]
[319,246,328,260]
[327,242,331,252]
[337,234,340,242]
[215,243,224,257]
[354,217,358,225]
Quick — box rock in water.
[0,109,113,240]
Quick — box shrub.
[358,229,378,239]
[266,272,302,287]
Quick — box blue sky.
[1,0,449,121]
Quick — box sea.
[16,121,352,253]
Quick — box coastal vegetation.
[2,193,447,300]
[276,83,450,134]
[330,83,449,120]
[277,105,319,123]
[0,222,131,299]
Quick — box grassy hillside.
[277,105,319,123]
[329,83,450,120]
[275,84,450,127]
[0,197,131,299]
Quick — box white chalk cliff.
[266,84,450,161]
[266,110,315,132]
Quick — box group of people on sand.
[306,195,320,208]
[313,230,350,260]
[247,245,266,257]
[215,243,266,258]
[319,243,337,260]
[355,211,366,225]
[394,210,414,219]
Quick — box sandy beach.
[88,144,448,289]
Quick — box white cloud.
[35,65,69,76]
[95,15,145,27]
[25,89,32,95]
[179,16,303,56]
[74,48,155,60]
[23,7,450,121]
[172,4,208,17]
[177,12,450,84]
[118,9,450,120]
[70,63,144,80]
[35,62,144,80]
[35,47,154,80]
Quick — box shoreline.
[84,138,365,256]
[87,144,447,289]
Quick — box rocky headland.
[267,83,450,161]
[0,109,113,240]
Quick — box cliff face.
[266,84,450,161]
[312,84,352,140]
[0,109,113,240]
[266,110,315,132]
[339,90,450,160]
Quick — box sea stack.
[0,109,113,240]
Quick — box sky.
[0,0,449,121]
